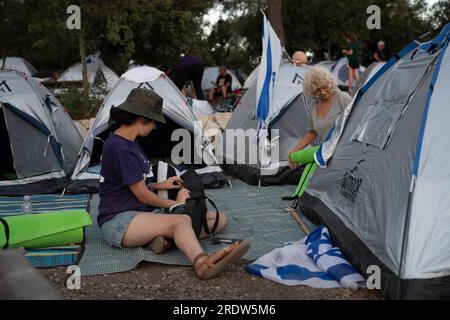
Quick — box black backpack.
[176,169,220,238]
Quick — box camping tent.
[243,66,259,89]
[0,69,83,195]
[57,52,119,90]
[0,57,37,77]
[201,67,242,92]
[221,61,312,185]
[352,62,386,95]
[299,24,450,299]
[331,57,365,88]
[316,60,335,72]
[68,66,224,193]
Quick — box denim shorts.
[100,209,166,249]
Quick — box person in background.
[342,33,361,95]
[98,88,250,280]
[208,66,232,102]
[373,41,387,62]
[288,66,352,169]
[291,51,308,66]
[172,55,205,100]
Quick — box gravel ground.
[41,260,385,300]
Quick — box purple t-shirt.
[98,133,155,226]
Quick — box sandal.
[193,240,250,280]
[147,236,172,254]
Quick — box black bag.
[179,169,220,238]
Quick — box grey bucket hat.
[116,88,166,123]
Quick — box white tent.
[243,66,259,89]
[58,52,119,90]
[0,57,37,76]
[68,66,223,193]
[201,67,242,92]
[223,61,311,185]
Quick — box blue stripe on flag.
[256,37,272,122]
[327,263,362,281]
[277,265,335,281]
[245,264,269,277]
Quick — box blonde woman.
[288,66,351,169]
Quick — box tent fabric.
[0,69,83,195]
[222,61,311,183]
[0,57,37,76]
[69,65,222,193]
[58,53,119,90]
[201,67,242,92]
[331,57,365,87]
[300,24,450,299]
[243,66,259,89]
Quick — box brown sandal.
[193,240,251,280]
[148,236,172,254]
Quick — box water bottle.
[21,195,33,215]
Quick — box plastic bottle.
[21,195,33,214]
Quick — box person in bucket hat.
[97,88,250,280]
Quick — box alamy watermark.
[66,265,81,290]
[367,5,381,30]
[169,125,281,176]
[66,5,81,30]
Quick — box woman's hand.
[176,188,191,204]
[288,150,297,170]
[160,176,184,190]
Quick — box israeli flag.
[256,12,283,128]
[246,225,366,289]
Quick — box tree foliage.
[0,0,214,73]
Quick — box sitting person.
[288,66,352,169]
[208,66,232,102]
[98,88,250,280]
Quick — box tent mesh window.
[0,106,16,180]
[350,57,435,149]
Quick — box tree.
[267,0,286,45]
[430,0,450,29]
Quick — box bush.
[57,81,108,120]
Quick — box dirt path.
[42,261,385,300]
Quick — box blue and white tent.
[301,24,450,299]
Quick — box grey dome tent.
[0,57,37,77]
[58,52,119,90]
[331,57,365,88]
[316,60,335,72]
[221,61,312,185]
[0,69,83,195]
[68,66,224,193]
[352,61,385,96]
[299,24,450,299]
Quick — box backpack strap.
[203,196,220,236]
[0,217,10,249]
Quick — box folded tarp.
[0,210,92,249]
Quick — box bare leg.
[208,88,215,101]
[348,67,354,94]
[221,86,227,98]
[199,211,228,239]
[354,68,360,82]
[122,213,203,263]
